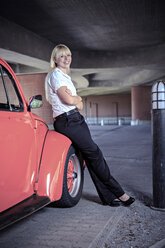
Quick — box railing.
[85,116,131,125]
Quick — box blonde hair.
[45,44,72,103]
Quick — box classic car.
[0,57,84,230]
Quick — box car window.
[0,65,24,111]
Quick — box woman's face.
[55,52,72,72]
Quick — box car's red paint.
[0,57,72,227]
[37,130,71,201]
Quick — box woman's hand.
[76,101,83,110]
[65,88,83,110]
[57,86,82,106]
[65,88,72,96]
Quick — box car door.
[0,64,37,212]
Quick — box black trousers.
[53,111,125,203]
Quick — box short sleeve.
[50,70,67,92]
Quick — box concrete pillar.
[131,86,151,125]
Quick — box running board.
[0,194,50,230]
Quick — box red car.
[0,57,84,230]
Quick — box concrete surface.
[0,124,165,248]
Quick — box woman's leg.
[54,112,125,203]
[86,162,118,203]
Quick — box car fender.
[36,130,72,202]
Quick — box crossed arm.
[57,86,83,110]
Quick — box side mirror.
[29,95,43,109]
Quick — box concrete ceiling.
[0,0,165,96]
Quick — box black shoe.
[107,199,121,207]
[120,197,135,206]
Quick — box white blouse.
[47,68,77,118]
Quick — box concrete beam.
[0,16,54,63]
[0,48,49,71]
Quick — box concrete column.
[131,86,151,125]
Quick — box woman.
[45,44,135,207]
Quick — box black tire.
[53,145,84,208]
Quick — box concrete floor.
[0,124,165,248]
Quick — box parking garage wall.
[82,94,131,125]
[17,73,53,124]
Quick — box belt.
[54,108,79,121]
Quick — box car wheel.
[54,145,84,208]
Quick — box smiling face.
[54,46,72,74]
